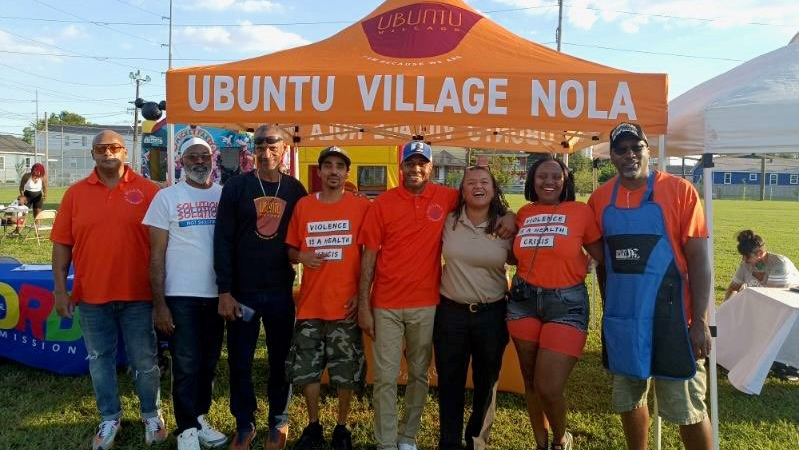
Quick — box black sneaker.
[331,425,353,450]
[293,422,324,450]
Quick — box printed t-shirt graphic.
[513,202,601,289]
[286,192,371,320]
[142,182,223,298]
[254,195,287,239]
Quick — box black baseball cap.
[318,146,351,169]
[610,122,648,149]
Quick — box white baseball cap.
[179,137,212,154]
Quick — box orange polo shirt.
[51,167,160,304]
[359,183,458,309]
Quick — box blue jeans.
[166,296,224,433]
[227,290,294,431]
[78,301,161,422]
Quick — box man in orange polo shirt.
[357,141,516,450]
[52,130,165,450]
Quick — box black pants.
[166,296,225,433]
[433,296,508,450]
[226,290,295,431]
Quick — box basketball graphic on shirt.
[427,203,445,222]
[254,196,287,239]
[123,188,145,205]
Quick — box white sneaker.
[178,428,202,450]
[143,413,168,445]
[92,419,121,450]
[398,443,418,450]
[197,415,228,448]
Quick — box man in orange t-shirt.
[51,130,165,450]
[587,122,713,450]
[284,147,369,450]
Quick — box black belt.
[440,295,506,313]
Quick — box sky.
[0,0,797,139]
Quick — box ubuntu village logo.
[361,2,482,58]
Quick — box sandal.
[551,431,573,450]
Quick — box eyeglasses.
[612,144,647,155]
[253,135,284,146]
[92,143,125,154]
[183,153,212,162]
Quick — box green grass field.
[1,187,798,449]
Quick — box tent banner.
[167,73,667,133]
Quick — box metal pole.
[44,112,48,168]
[166,0,176,185]
[702,153,720,450]
[760,154,766,201]
[60,126,64,186]
[133,74,141,172]
[556,0,563,52]
[658,135,666,172]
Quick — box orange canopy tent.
[166,0,667,152]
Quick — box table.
[716,287,799,394]
[0,262,92,375]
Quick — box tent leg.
[653,385,661,450]
[657,135,667,172]
[167,123,175,184]
[703,154,720,450]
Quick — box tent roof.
[667,38,799,156]
[166,0,667,152]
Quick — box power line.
[0,49,232,62]
[31,0,163,47]
[114,0,163,18]
[560,41,744,62]
[0,61,133,87]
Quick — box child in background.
[4,195,29,234]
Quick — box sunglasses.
[92,143,125,154]
[612,144,647,156]
[183,153,212,162]
[253,135,284,146]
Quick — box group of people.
[50,121,716,450]
[2,162,47,235]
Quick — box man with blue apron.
[588,123,713,450]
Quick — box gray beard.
[186,166,211,184]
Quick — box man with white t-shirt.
[143,137,228,450]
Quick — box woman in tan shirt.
[434,166,513,450]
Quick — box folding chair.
[0,207,27,242]
[25,209,57,245]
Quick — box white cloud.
[190,0,283,12]
[0,31,63,63]
[179,21,308,53]
[488,0,799,34]
[59,25,87,40]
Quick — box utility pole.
[556,0,564,52]
[760,154,767,201]
[164,0,176,184]
[129,70,151,173]
[44,112,49,170]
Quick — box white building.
[0,134,37,185]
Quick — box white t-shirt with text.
[142,182,222,298]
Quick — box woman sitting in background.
[724,229,799,300]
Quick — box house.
[691,156,799,200]
[432,147,467,186]
[0,134,37,184]
[691,156,799,186]
[35,125,136,185]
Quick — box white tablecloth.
[716,287,799,394]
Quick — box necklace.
[256,170,281,200]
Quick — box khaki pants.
[372,306,436,450]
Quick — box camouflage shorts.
[285,319,365,391]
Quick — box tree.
[468,152,516,188]
[22,111,93,144]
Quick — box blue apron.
[601,171,695,380]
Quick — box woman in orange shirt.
[508,156,603,450]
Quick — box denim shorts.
[506,275,590,332]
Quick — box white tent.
[593,36,799,159]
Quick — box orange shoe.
[263,425,287,450]
[229,427,256,450]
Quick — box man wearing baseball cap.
[143,137,227,450]
[588,123,713,450]
[358,140,517,450]
[284,146,369,450]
